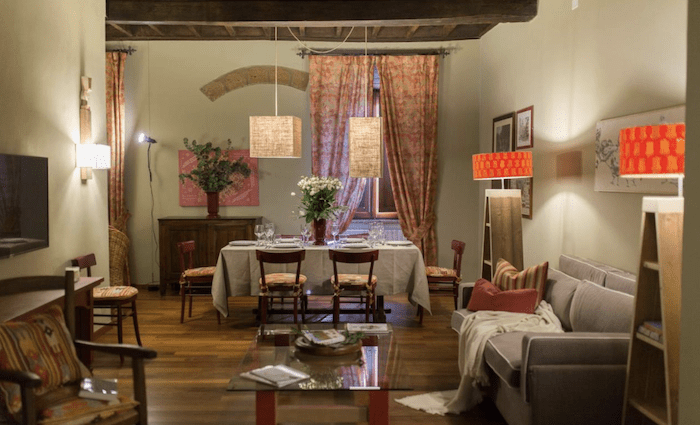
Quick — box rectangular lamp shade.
[349,117,383,178]
[249,116,302,158]
[472,151,533,180]
[76,143,111,169]
[619,123,685,178]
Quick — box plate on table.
[344,238,365,243]
[386,240,413,246]
[272,243,301,249]
[277,238,300,244]
[229,240,257,246]
[342,243,371,249]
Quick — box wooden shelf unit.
[623,197,683,425]
[480,189,524,281]
[158,216,262,295]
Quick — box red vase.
[313,219,327,245]
[206,191,220,219]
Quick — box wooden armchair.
[0,270,157,425]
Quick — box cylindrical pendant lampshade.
[472,151,533,180]
[349,117,383,178]
[249,116,302,158]
[619,123,685,178]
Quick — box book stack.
[302,329,346,346]
[637,320,663,343]
[240,364,310,388]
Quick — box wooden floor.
[91,288,507,425]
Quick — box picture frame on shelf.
[493,112,515,153]
[516,106,534,149]
[508,177,533,219]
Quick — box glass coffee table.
[227,323,410,425]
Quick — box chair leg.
[260,295,268,324]
[333,295,340,324]
[117,304,124,363]
[418,305,424,324]
[132,300,142,346]
[293,296,298,324]
[453,281,459,310]
[188,289,193,318]
[301,295,307,324]
[216,309,221,325]
[180,284,186,324]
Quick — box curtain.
[308,56,374,234]
[377,55,439,265]
[105,52,128,231]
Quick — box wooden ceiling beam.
[187,25,200,37]
[109,22,133,37]
[406,25,420,39]
[106,0,538,26]
[147,24,165,37]
[224,25,236,37]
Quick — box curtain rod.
[297,48,450,59]
[107,46,137,55]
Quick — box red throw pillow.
[467,278,539,314]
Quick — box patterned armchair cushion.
[93,286,138,300]
[259,273,308,286]
[425,266,461,282]
[38,394,138,425]
[0,305,91,419]
[331,274,378,289]
[178,266,217,285]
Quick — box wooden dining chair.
[256,249,307,324]
[177,240,220,324]
[328,249,379,324]
[418,239,466,323]
[72,239,143,362]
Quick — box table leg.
[256,391,277,425]
[368,390,389,425]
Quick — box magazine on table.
[302,329,346,345]
[346,323,390,333]
[79,377,118,401]
[241,365,310,388]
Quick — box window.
[353,69,397,220]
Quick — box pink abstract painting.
[178,149,259,206]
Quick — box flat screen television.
[0,153,49,259]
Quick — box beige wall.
[680,1,700,423]
[0,0,109,280]
[479,0,687,273]
[109,40,482,286]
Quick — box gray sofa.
[451,255,637,425]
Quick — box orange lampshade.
[472,151,533,180]
[619,123,685,178]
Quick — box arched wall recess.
[200,65,309,101]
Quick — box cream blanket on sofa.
[396,301,564,415]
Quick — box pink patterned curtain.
[106,52,128,230]
[309,56,373,233]
[376,56,439,265]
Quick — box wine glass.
[331,222,340,245]
[254,224,265,246]
[264,223,275,247]
[300,223,311,246]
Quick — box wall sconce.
[76,143,111,180]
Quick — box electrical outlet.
[572,0,579,10]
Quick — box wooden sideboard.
[158,216,262,295]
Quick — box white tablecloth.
[211,243,431,317]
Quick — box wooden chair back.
[328,249,379,284]
[451,240,466,277]
[176,240,197,273]
[255,250,306,287]
[71,253,97,277]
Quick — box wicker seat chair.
[328,249,379,324]
[418,239,466,323]
[177,240,220,324]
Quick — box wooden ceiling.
[105,0,538,43]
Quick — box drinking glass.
[331,222,340,245]
[300,223,311,246]
[254,224,265,246]
[264,223,275,247]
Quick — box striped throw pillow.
[493,258,549,305]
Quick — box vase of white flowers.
[296,175,346,245]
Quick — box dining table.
[210,241,432,321]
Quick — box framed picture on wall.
[508,177,533,219]
[493,112,515,153]
[516,106,534,149]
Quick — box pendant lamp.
[349,27,383,177]
[250,27,302,158]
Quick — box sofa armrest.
[456,281,476,309]
[521,332,629,405]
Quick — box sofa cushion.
[558,255,608,286]
[451,308,472,332]
[0,306,91,418]
[570,280,634,333]
[484,332,526,388]
[467,279,538,314]
[605,270,636,295]
[493,259,549,305]
[543,268,581,331]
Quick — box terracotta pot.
[206,191,221,219]
[313,219,327,245]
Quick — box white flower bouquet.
[296,175,346,223]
